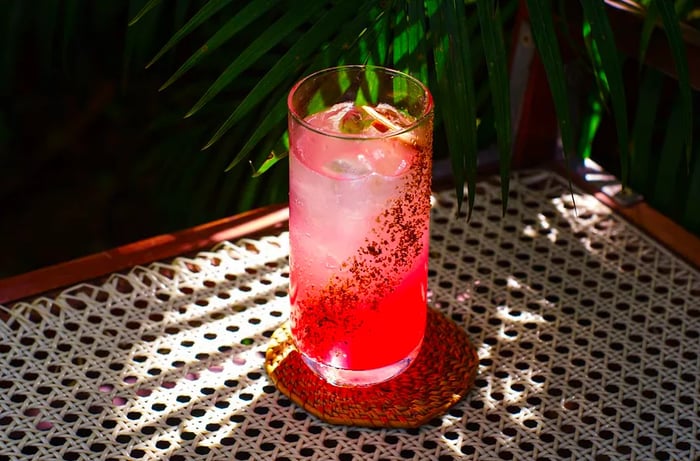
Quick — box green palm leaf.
[363,1,392,66]
[224,4,387,171]
[652,95,686,217]
[391,0,428,81]
[525,0,576,156]
[205,0,365,150]
[225,96,287,172]
[124,0,163,88]
[630,68,663,194]
[429,0,478,215]
[477,0,511,215]
[251,140,289,177]
[158,0,280,91]
[127,0,696,228]
[143,0,234,67]
[638,1,659,67]
[580,0,629,184]
[653,0,692,165]
[338,6,389,66]
[185,2,326,119]
[128,0,161,26]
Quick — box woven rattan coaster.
[265,307,478,428]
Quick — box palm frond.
[143,0,234,67]
[128,0,696,232]
[158,0,280,90]
[185,2,327,119]
[580,1,630,184]
[205,0,365,150]
[251,136,288,177]
[651,94,687,216]
[477,0,511,215]
[395,0,428,81]
[630,68,663,193]
[524,0,576,156]
[638,0,659,66]
[128,0,162,26]
[224,97,288,171]
[221,2,386,170]
[363,1,393,66]
[428,0,478,216]
[653,0,693,165]
[123,0,163,88]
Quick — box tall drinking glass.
[287,65,434,386]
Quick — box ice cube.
[365,142,413,177]
[323,157,372,179]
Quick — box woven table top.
[0,170,698,461]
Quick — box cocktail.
[287,65,434,386]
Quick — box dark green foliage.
[137,0,520,215]
[1,0,698,277]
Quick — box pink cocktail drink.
[287,66,433,386]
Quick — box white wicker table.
[1,170,698,460]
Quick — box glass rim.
[287,65,434,140]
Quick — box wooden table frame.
[0,204,289,307]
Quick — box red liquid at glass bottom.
[290,251,428,387]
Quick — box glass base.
[301,339,423,387]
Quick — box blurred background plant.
[1,0,698,278]
[572,0,700,236]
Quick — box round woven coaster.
[265,307,478,428]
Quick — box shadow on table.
[3,172,698,460]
